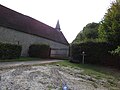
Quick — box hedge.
[0,43,22,59]
[28,44,50,58]
[70,42,118,66]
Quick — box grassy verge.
[56,60,120,77]
[55,60,120,89]
[0,57,42,62]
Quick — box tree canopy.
[72,22,99,43]
[98,0,120,45]
[73,0,120,45]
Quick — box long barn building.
[0,4,69,58]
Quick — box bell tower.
[55,20,61,31]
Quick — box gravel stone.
[0,65,108,90]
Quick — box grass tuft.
[54,60,120,89]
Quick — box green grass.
[0,57,42,62]
[55,60,120,89]
[56,60,120,77]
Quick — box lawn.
[54,60,120,90]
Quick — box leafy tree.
[83,23,99,39]
[98,0,120,45]
[72,31,84,43]
[111,46,120,56]
[72,22,99,43]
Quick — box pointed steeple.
[55,20,61,31]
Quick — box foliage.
[73,22,99,43]
[70,42,117,65]
[28,44,50,58]
[98,0,120,45]
[83,23,99,39]
[0,43,22,59]
[71,0,120,68]
[111,46,120,56]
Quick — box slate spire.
[55,20,61,31]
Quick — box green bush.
[28,44,50,58]
[71,42,117,65]
[111,46,120,56]
[0,43,22,59]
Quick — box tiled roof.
[0,4,69,45]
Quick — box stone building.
[0,4,69,58]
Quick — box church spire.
[55,20,61,31]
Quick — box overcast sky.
[0,0,115,43]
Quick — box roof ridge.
[0,4,69,45]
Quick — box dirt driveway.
[0,61,109,90]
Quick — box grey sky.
[0,0,115,43]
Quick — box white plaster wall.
[0,26,69,57]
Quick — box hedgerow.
[0,43,22,59]
[71,42,118,66]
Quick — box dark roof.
[0,4,69,45]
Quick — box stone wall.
[0,26,69,57]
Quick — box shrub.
[71,42,117,65]
[110,46,120,56]
[28,44,50,58]
[0,43,22,59]
[110,46,120,68]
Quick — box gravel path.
[0,64,108,90]
[0,60,63,69]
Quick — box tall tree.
[72,22,99,43]
[98,0,120,45]
[83,23,99,39]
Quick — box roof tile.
[0,4,69,45]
